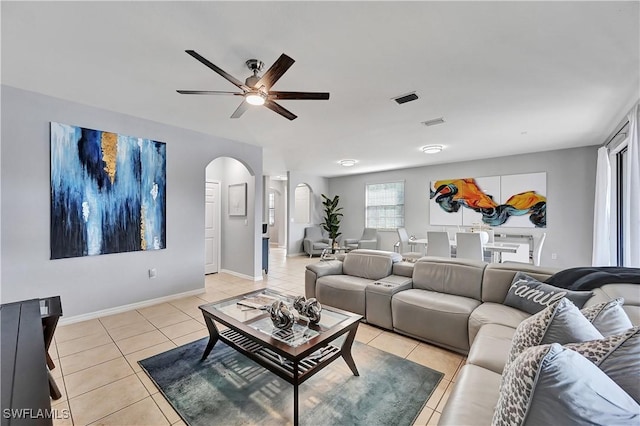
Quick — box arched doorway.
[205,157,257,278]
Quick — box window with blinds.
[365,181,405,229]
[268,191,276,226]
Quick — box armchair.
[344,228,378,250]
[303,226,332,257]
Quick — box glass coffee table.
[198,289,362,426]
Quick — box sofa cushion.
[392,289,481,352]
[505,298,603,372]
[468,302,530,345]
[503,272,593,314]
[412,258,486,300]
[481,263,557,304]
[438,364,502,426]
[565,327,640,403]
[581,297,634,336]
[316,274,371,315]
[342,252,393,280]
[493,343,640,426]
[467,324,515,374]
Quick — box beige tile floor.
[50,248,465,425]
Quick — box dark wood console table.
[1,296,62,426]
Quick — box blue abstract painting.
[50,122,166,259]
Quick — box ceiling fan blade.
[268,91,330,100]
[177,90,244,95]
[230,101,250,119]
[264,100,297,121]
[255,54,295,90]
[185,50,249,90]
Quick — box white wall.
[1,86,263,317]
[329,146,598,269]
[287,172,329,256]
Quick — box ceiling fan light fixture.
[338,159,357,167]
[245,92,266,106]
[422,144,444,154]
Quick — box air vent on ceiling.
[421,117,446,127]
[392,92,419,105]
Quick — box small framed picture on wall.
[228,183,247,216]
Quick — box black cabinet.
[1,298,58,426]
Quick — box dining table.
[408,238,520,263]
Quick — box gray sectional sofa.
[304,249,640,425]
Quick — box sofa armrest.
[303,238,313,254]
[305,260,343,298]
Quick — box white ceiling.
[2,1,639,177]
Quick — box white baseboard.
[219,268,262,282]
[58,288,205,326]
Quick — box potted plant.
[321,194,343,249]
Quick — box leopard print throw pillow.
[493,344,552,426]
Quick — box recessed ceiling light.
[422,145,443,154]
[338,159,357,167]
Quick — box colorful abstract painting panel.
[429,172,546,228]
[50,122,166,259]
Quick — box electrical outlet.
[148,268,157,278]
[551,253,557,260]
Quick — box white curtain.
[592,146,613,266]
[624,104,640,267]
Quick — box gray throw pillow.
[565,326,640,403]
[503,272,593,314]
[492,343,640,426]
[581,297,633,336]
[504,298,603,373]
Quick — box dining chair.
[532,233,547,266]
[482,229,495,262]
[397,228,423,260]
[426,231,451,257]
[455,232,484,261]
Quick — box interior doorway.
[205,181,220,274]
[267,177,288,249]
[205,157,256,278]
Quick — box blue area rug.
[139,338,443,426]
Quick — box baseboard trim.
[58,288,205,326]
[219,269,262,282]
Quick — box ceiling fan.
[177,50,330,120]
